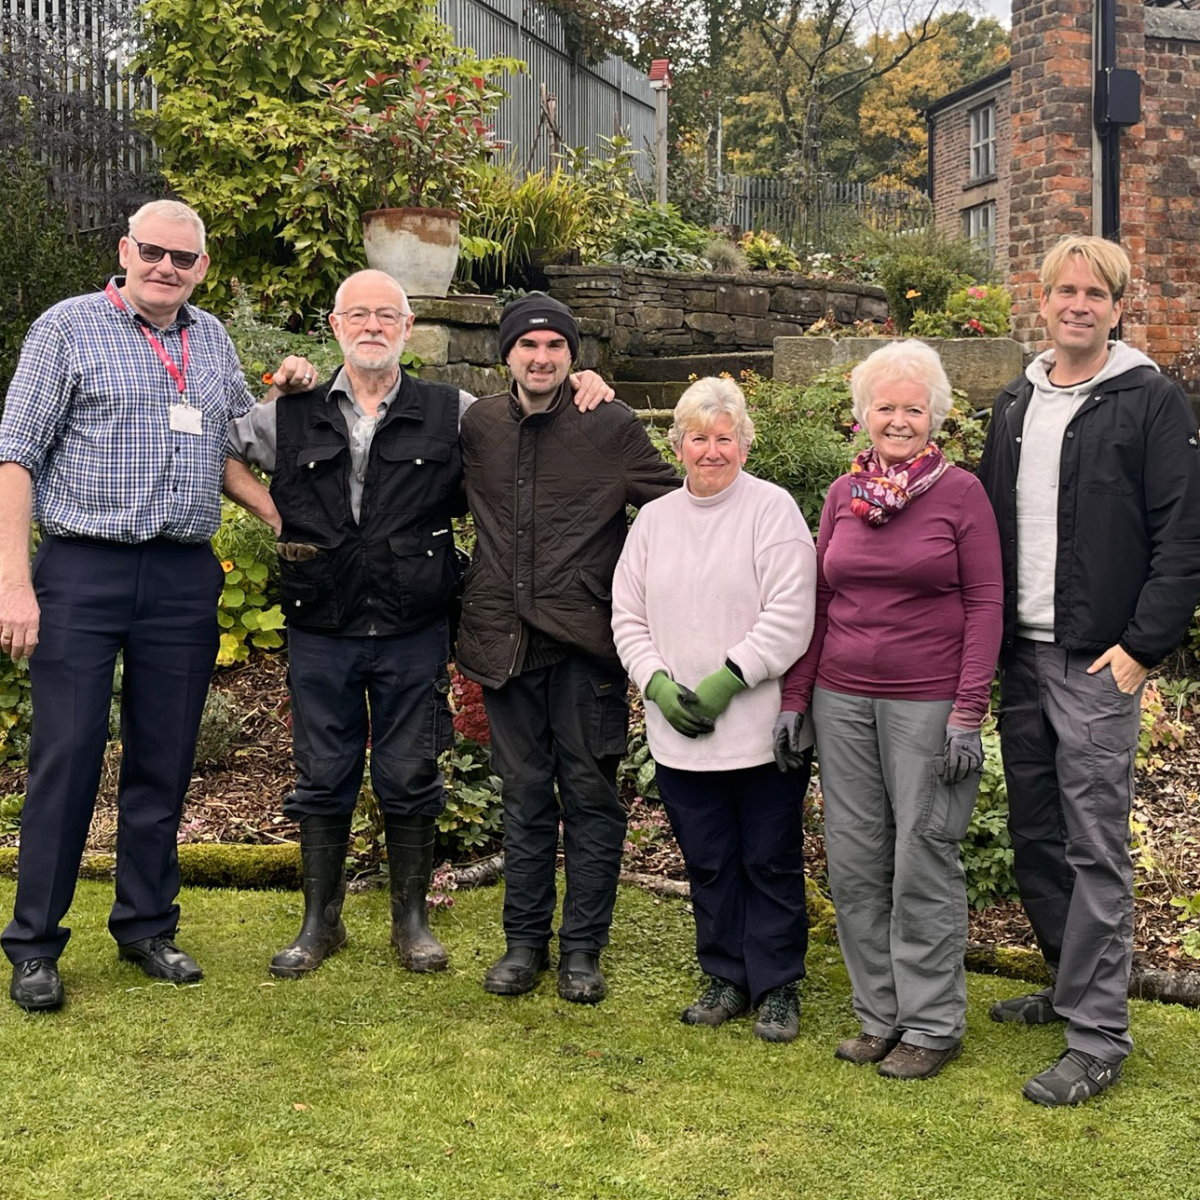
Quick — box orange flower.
[261,372,274,385]
[221,560,234,573]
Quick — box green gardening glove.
[691,664,748,721]
[644,671,716,738]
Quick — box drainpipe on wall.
[1093,0,1141,243]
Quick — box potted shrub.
[327,45,517,297]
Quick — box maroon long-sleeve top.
[780,466,1004,726]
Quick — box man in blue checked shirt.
[0,200,311,1012]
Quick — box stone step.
[612,351,774,382]
[615,381,692,409]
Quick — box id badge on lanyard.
[105,281,201,436]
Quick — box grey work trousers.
[998,639,1139,1061]
[813,688,979,1049]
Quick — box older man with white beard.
[224,271,616,982]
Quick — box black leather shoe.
[557,950,607,1004]
[118,935,203,983]
[483,945,549,996]
[10,958,64,1011]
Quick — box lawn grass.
[2,879,1199,1200]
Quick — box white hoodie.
[1015,340,1158,640]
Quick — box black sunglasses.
[129,235,203,270]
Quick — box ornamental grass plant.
[2,879,1199,1200]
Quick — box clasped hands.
[645,665,746,739]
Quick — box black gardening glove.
[936,723,983,785]
[772,710,808,773]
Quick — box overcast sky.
[979,0,1011,28]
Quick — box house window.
[969,104,996,181]
[962,202,996,262]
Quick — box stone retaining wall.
[545,265,889,357]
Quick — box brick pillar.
[1008,0,1096,349]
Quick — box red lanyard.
[105,280,190,399]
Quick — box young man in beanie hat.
[456,293,681,1003]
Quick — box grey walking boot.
[269,813,351,978]
[385,814,448,972]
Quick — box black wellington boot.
[269,814,351,978]
[385,814,449,972]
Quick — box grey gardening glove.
[937,723,983,785]
[772,710,808,773]
[276,542,320,563]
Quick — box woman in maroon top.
[776,339,1003,1080]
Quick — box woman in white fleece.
[611,377,817,1042]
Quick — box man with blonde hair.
[979,235,1200,1105]
[0,200,311,1010]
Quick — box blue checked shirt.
[0,279,255,543]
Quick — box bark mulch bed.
[2,651,1199,976]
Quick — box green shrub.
[909,284,1013,339]
[136,0,508,321]
[961,722,1018,909]
[740,231,801,272]
[1,100,116,398]
[0,657,31,765]
[0,792,22,836]
[211,502,286,667]
[876,254,968,333]
[741,370,856,525]
[703,237,748,273]
[459,165,590,293]
[437,738,504,854]
[858,227,992,332]
[606,203,711,272]
[558,136,643,265]
[222,281,345,385]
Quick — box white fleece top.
[611,469,817,770]
[1016,341,1157,639]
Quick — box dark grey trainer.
[877,1040,962,1080]
[681,976,750,1027]
[834,1033,901,1064]
[1023,1049,1123,1107]
[753,983,800,1043]
[990,986,1064,1024]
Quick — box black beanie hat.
[498,292,580,362]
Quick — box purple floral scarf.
[848,442,949,526]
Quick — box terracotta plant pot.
[362,207,460,299]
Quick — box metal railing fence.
[728,176,932,249]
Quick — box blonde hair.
[669,376,756,453]
[128,200,206,253]
[1040,235,1131,301]
[850,340,952,431]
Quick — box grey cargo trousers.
[813,688,980,1049]
[998,639,1139,1061]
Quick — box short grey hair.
[850,340,953,431]
[333,269,411,316]
[128,200,206,253]
[669,376,756,454]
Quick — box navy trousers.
[2,537,223,964]
[284,622,453,820]
[483,654,629,953]
[656,759,810,1005]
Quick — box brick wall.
[1131,13,1200,389]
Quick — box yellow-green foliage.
[211,501,286,667]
